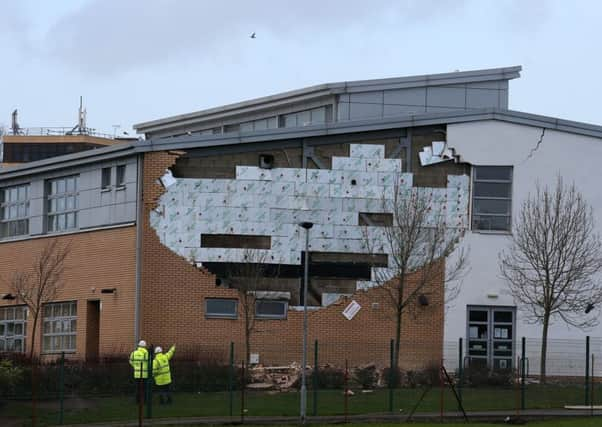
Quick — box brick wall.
[141,151,444,369]
[0,226,136,359]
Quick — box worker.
[129,340,149,403]
[153,345,176,404]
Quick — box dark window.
[46,175,79,233]
[201,234,271,249]
[101,168,112,189]
[472,166,512,232]
[205,299,238,319]
[116,165,126,187]
[0,184,30,238]
[255,300,287,319]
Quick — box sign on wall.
[342,300,361,320]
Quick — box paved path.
[60,408,602,427]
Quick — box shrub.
[310,366,345,389]
[354,365,378,389]
[382,367,402,388]
[404,365,440,388]
[0,359,24,399]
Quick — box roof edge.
[134,66,522,133]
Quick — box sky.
[1,0,601,136]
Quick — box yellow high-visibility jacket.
[129,346,149,379]
[153,346,175,386]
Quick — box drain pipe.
[134,153,144,343]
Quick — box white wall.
[445,120,602,349]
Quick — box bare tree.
[499,177,602,381]
[7,240,71,359]
[225,249,276,364]
[363,178,468,368]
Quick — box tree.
[499,177,602,381]
[7,240,71,359]
[363,178,468,369]
[225,249,276,364]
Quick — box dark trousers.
[157,384,172,404]
[135,378,145,404]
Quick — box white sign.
[342,300,361,320]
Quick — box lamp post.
[299,221,313,424]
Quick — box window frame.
[471,166,513,232]
[466,305,516,370]
[46,175,79,233]
[205,298,238,319]
[0,184,30,239]
[42,301,77,354]
[101,167,112,190]
[0,305,28,353]
[116,165,126,188]
[255,299,288,320]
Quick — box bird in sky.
[250,32,256,39]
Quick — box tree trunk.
[394,310,402,370]
[540,313,550,383]
[29,313,39,361]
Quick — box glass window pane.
[14,323,23,335]
[66,213,75,228]
[57,197,65,212]
[43,336,51,351]
[206,299,237,317]
[474,182,511,198]
[469,310,488,322]
[57,179,66,194]
[473,199,511,215]
[473,215,511,231]
[494,311,513,323]
[0,324,4,336]
[475,166,512,181]
[256,300,287,318]
[70,302,77,316]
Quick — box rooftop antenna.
[11,109,20,135]
[70,96,87,134]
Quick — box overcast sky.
[1,0,600,136]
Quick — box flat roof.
[134,66,522,134]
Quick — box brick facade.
[140,151,444,369]
[0,226,136,359]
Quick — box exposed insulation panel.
[152,143,470,295]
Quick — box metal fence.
[1,337,601,426]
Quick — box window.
[0,306,27,353]
[205,299,238,319]
[255,300,287,319]
[0,184,30,238]
[47,175,79,232]
[467,305,515,369]
[116,165,126,187]
[42,301,77,353]
[101,168,112,190]
[472,166,512,232]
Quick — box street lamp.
[298,221,313,424]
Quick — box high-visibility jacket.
[129,346,150,379]
[153,345,175,386]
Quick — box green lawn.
[1,384,595,426]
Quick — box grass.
[1,384,595,426]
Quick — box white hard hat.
[138,340,147,347]
[155,346,163,354]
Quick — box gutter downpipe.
[134,152,144,343]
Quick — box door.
[467,305,515,369]
[86,300,100,362]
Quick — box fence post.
[591,354,595,416]
[388,339,394,413]
[521,337,526,410]
[241,360,246,424]
[586,336,590,406]
[313,340,318,416]
[229,342,234,417]
[146,348,152,419]
[344,359,349,424]
[59,352,65,425]
[457,337,463,409]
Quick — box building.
[1,66,601,373]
